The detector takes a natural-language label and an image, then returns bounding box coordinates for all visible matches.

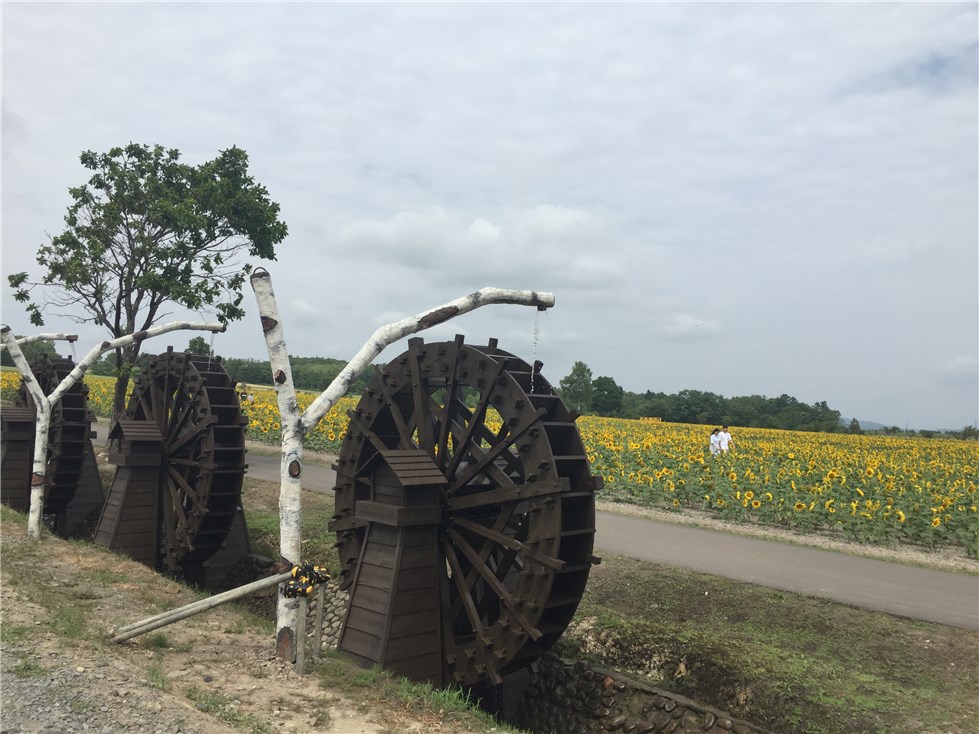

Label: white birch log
[248,270,304,649]
[248,271,555,659]
[0,326,52,538]
[302,287,554,428]
[1,321,226,539]
[0,333,78,351]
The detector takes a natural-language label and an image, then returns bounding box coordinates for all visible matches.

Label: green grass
[10,658,47,677]
[559,554,979,734]
[50,604,88,640]
[91,569,129,585]
[143,632,172,649]
[184,686,273,734]
[0,623,31,643]
[146,661,169,691]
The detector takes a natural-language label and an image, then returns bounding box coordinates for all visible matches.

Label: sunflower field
[581,417,978,556]
[2,370,976,556]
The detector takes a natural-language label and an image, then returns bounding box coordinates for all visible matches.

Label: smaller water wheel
[0,356,103,534]
[331,336,601,688]
[94,350,250,585]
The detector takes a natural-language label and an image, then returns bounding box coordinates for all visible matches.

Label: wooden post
[296,596,308,675]
[312,584,326,660]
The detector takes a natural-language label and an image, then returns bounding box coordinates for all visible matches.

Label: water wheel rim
[15,356,92,515]
[126,351,243,574]
[333,338,597,686]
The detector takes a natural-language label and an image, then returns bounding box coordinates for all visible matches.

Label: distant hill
[853,419,886,431]
[840,417,895,431]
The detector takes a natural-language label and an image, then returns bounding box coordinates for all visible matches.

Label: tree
[848,417,863,434]
[187,335,213,357]
[959,425,979,441]
[559,361,593,413]
[8,143,288,418]
[591,375,624,417]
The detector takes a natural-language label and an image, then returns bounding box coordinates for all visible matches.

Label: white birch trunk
[248,272,555,659]
[1,321,226,539]
[248,270,304,651]
[0,332,79,351]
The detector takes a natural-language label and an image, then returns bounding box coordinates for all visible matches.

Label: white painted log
[248,269,304,648]
[1,327,53,538]
[1,321,226,539]
[0,333,78,350]
[302,287,554,428]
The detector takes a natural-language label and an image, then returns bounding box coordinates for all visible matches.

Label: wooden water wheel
[0,356,103,534]
[95,350,249,584]
[331,336,600,687]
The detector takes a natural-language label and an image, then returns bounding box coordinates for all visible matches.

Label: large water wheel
[94,350,250,585]
[331,336,600,687]
[0,356,103,534]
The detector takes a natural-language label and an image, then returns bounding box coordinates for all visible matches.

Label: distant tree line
[559,360,843,432]
[220,356,373,394]
[5,345,974,439]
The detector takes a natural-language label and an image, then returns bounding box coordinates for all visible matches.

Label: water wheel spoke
[443,539,504,685]
[448,407,546,495]
[168,457,211,469]
[407,341,436,452]
[451,516,565,571]
[166,381,205,442]
[167,415,215,455]
[371,366,414,447]
[471,422,523,477]
[164,471,194,529]
[166,467,206,526]
[461,441,518,490]
[449,504,519,621]
[160,487,181,570]
[434,344,463,470]
[447,476,565,511]
[347,410,406,454]
[444,360,505,480]
[133,386,155,423]
[446,528,542,642]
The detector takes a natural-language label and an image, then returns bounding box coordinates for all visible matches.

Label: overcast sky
[2,2,977,430]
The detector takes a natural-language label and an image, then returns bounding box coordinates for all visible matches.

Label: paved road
[92,424,979,630]
[241,450,979,631]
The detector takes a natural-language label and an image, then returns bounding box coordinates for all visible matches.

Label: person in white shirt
[718,425,734,453]
[709,428,721,456]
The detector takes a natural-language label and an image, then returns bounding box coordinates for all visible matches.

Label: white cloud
[656,314,723,342]
[936,355,979,385]
[1,2,975,428]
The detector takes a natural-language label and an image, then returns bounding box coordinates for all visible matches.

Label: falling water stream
[530,308,544,394]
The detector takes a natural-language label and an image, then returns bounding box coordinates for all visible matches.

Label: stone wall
[514,656,768,734]
[307,582,348,653]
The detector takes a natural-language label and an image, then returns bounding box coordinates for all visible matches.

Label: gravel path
[0,639,233,734]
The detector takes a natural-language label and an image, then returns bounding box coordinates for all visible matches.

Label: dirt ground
[0,513,494,734]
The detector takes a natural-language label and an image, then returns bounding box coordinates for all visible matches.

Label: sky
[2,2,977,430]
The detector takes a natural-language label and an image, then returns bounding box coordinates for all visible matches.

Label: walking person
[709,428,721,457]
[718,425,734,453]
